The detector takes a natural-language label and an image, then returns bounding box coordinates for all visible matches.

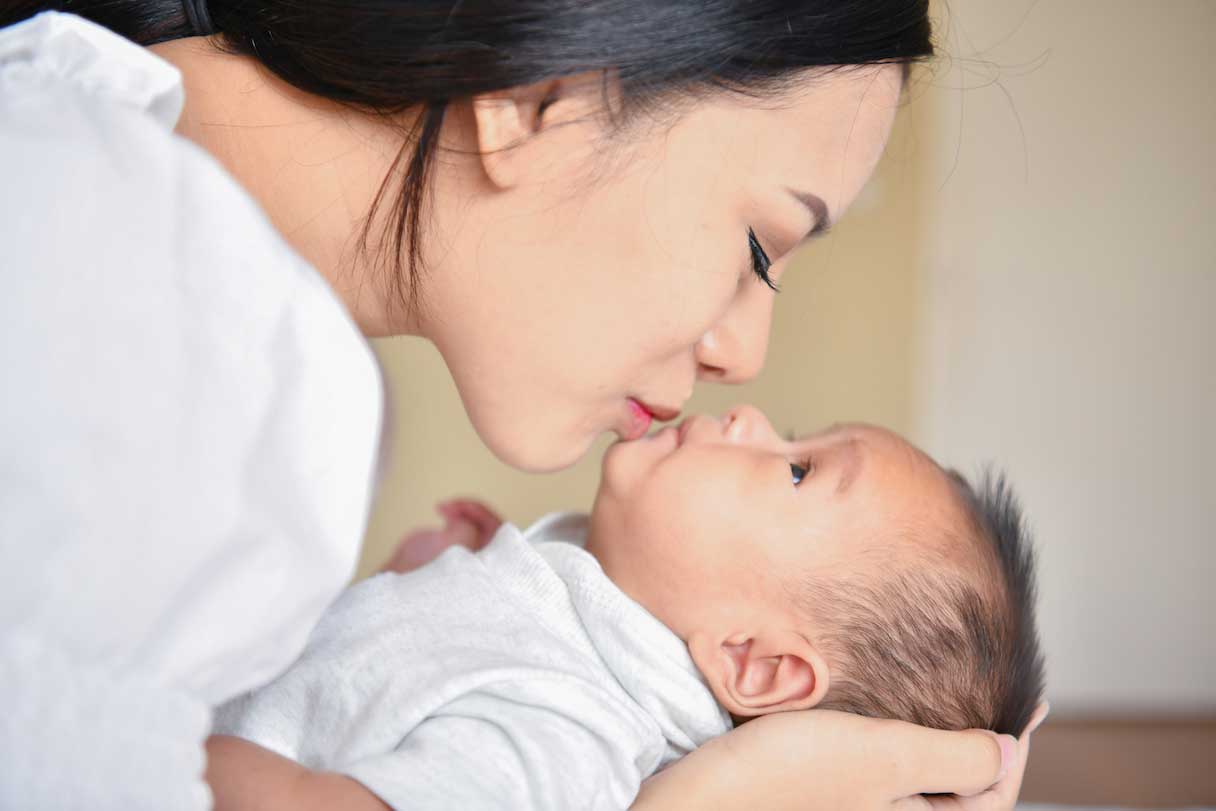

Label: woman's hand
[631,703,1048,811]
[380,499,503,574]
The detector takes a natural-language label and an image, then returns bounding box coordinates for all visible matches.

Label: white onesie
[213,513,732,810]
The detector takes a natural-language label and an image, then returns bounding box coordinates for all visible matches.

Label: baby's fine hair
[803,470,1045,736]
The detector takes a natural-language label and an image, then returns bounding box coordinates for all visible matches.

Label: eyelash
[748,227,779,292]
[791,457,814,485]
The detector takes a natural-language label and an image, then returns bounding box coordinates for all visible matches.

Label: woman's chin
[479,422,599,474]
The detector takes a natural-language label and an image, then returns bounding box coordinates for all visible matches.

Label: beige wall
[913,0,1216,714]
[360,0,1216,718]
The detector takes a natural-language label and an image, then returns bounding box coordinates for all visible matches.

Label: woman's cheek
[655,271,743,356]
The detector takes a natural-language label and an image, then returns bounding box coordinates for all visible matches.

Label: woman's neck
[148,36,420,337]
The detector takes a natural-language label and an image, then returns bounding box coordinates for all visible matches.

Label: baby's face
[587,405,964,638]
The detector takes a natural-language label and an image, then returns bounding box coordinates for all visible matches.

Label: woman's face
[422,65,903,472]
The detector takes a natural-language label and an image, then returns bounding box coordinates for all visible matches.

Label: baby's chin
[598,427,679,497]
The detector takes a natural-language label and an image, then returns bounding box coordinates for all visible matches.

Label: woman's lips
[623,399,653,441]
[621,398,682,441]
[638,402,681,423]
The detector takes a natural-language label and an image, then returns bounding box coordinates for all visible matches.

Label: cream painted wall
[914,0,1216,713]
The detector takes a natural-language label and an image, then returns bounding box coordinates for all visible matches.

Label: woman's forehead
[665,65,902,211]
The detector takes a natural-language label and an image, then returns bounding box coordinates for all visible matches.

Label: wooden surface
[1020,717,1216,808]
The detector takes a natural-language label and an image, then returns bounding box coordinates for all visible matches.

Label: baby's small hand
[380,499,503,573]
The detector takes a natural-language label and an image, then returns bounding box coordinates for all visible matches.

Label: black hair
[806,468,1045,736]
[5,1,934,313]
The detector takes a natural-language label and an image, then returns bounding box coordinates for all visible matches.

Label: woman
[0,1,1042,809]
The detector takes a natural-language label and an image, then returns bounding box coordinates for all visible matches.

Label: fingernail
[995,734,1018,782]
[1029,701,1051,734]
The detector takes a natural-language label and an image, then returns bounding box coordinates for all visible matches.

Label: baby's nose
[722,405,779,445]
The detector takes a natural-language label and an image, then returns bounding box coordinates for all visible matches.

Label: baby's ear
[688,630,830,717]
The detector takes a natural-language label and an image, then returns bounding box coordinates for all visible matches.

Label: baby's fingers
[437,499,503,539]
[382,519,483,573]
[381,529,450,573]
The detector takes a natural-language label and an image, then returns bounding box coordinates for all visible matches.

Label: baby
[209,406,1044,810]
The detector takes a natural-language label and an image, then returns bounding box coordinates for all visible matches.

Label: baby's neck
[580,513,687,639]
[581,519,610,572]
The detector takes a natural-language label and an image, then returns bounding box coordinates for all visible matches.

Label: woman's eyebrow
[784,188,833,241]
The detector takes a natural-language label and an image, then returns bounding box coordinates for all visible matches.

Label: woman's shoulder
[0,13,386,705]
[1,12,324,310]
[0,12,377,405]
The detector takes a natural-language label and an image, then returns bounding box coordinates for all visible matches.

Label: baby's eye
[791,459,814,485]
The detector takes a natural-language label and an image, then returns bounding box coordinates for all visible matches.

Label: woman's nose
[694,288,775,384]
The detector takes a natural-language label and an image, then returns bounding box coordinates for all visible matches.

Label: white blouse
[0,12,384,810]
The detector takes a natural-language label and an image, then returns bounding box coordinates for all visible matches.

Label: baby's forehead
[796,423,962,516]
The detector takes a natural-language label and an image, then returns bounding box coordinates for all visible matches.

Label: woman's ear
[470,88,540,189]
[688,630,831,717]
[469,71,611,189]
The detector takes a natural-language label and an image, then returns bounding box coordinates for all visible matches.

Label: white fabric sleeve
[0,633,212,811]
[343,682,649,811]
[0,12,384,810]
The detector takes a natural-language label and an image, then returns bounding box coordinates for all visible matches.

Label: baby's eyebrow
[834,438,865,495]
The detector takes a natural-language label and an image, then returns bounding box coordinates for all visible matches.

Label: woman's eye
[748,227,779,292]
[791,459,813,485]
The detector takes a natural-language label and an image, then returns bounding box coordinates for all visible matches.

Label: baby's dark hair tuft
[802,468,1045,735]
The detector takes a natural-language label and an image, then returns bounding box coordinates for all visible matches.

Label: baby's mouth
[676,417,695,447]
[675,414,725,447]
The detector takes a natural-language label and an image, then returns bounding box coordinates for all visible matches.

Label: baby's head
[586,405,1044,735]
